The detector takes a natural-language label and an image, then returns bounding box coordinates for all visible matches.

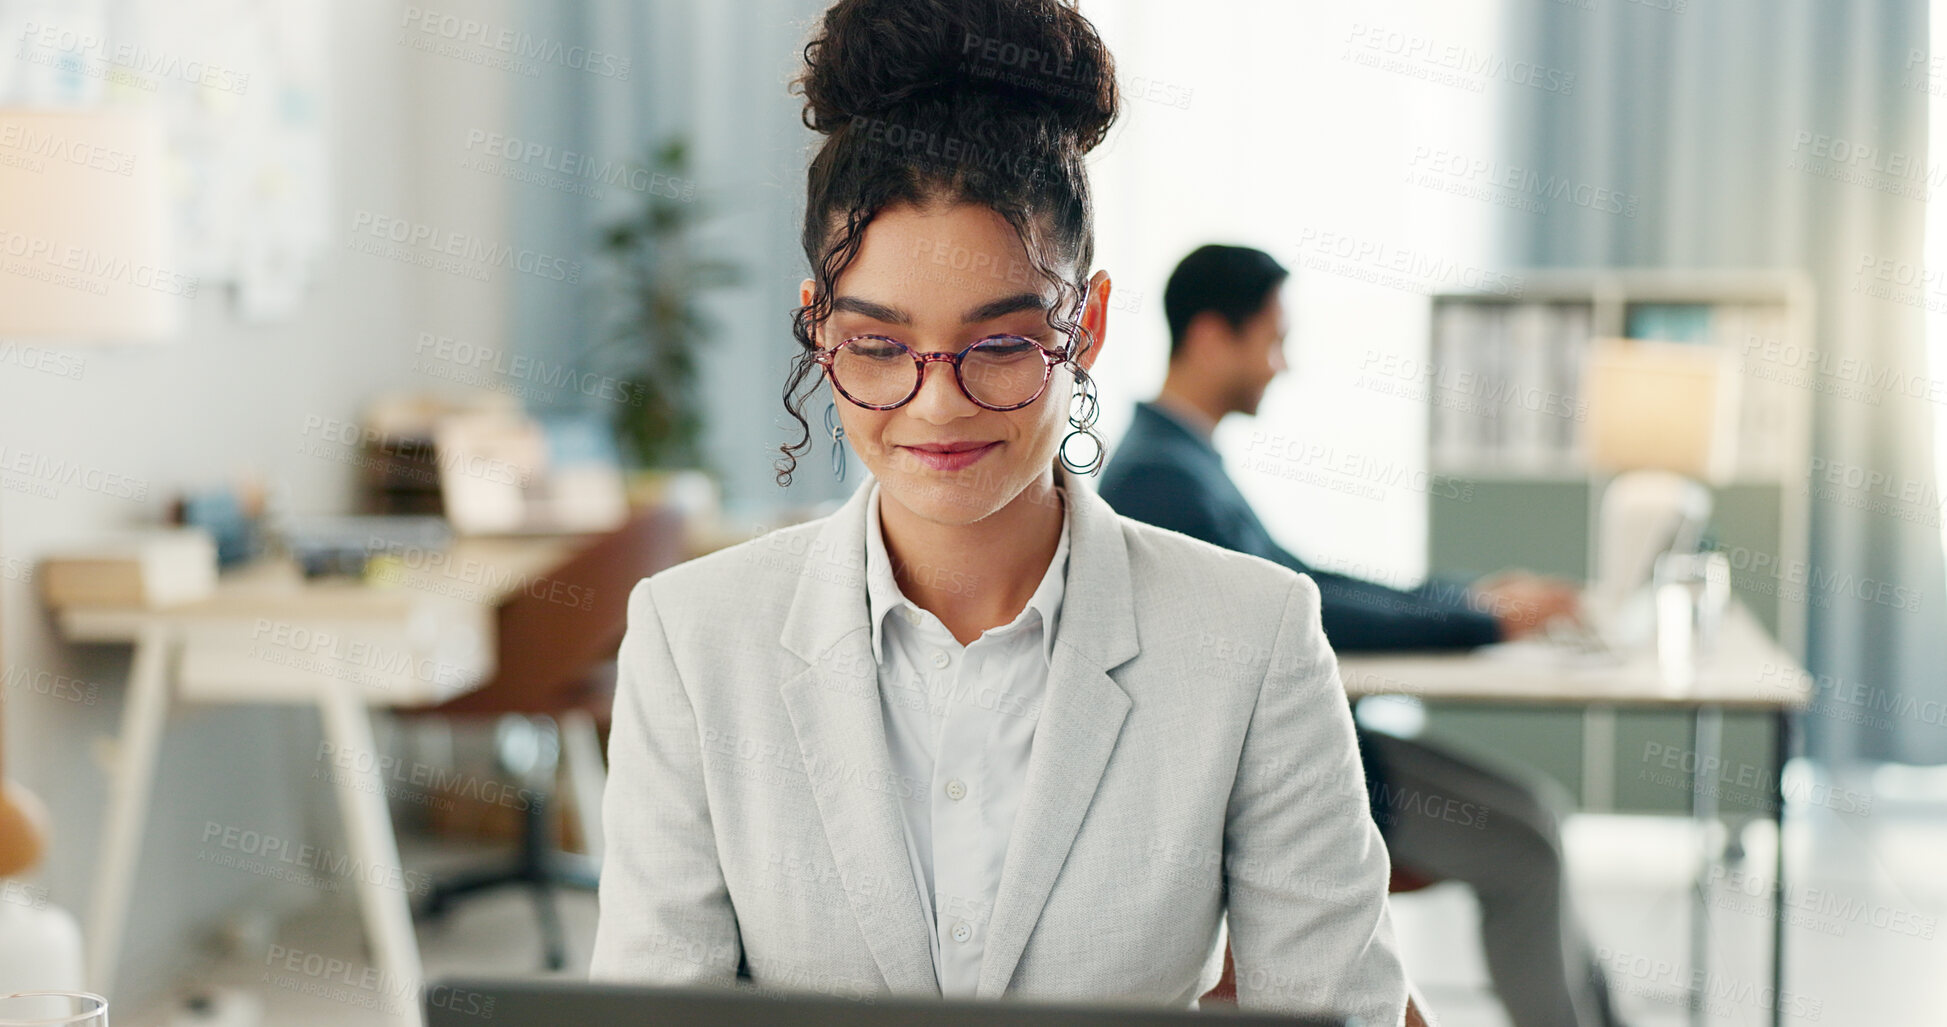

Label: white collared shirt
[864,480,1070,997]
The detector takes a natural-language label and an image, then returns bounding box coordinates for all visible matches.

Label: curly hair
[776,0,1121,485]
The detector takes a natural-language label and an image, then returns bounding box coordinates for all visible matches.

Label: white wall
[0,0,513,1005]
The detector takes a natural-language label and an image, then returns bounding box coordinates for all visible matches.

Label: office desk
[1339,603,1811,1027]
[55,535,580,1027]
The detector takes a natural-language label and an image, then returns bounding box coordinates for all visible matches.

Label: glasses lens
[831,338,918,406]
[961,336,1052,408]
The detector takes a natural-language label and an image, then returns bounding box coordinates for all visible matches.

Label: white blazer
[590,466,1409,1025]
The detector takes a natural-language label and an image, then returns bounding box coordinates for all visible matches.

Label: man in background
[1098,244,1627,1027]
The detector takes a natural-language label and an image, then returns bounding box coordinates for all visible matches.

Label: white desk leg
[316,685,423,1027]
[559,710,606,868]
[1687,706,1724,1027]
[87,624,175,995]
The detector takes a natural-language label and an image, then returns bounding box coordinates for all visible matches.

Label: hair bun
[797,0,1118,155]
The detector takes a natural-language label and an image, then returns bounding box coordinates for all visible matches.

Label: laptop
[423,977,1359,1026]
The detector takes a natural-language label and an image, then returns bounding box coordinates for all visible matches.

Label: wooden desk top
[55,536,576,629]
[48,507,698,711]
[1338,603,1812,711]
[50,535,584,707]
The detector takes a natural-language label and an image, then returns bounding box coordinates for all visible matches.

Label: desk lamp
[1582,337,1741,647]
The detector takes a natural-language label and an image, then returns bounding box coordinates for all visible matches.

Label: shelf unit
[1427,269,1816,657]
[1419,270,1816,812]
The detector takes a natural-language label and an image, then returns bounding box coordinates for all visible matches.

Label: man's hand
[1471,571,1581,640]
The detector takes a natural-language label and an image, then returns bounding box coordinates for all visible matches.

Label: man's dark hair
[1163,244,1289,358]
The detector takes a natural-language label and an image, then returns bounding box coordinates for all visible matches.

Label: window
[1087,0,1502,584]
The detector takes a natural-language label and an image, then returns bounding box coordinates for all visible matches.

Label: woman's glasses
[815,334,1067,411]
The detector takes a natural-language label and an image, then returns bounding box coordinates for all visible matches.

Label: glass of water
[1653,551,1732,688]
[0,992,109,1025]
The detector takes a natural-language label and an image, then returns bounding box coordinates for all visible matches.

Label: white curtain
[509,0,842,514]
[1497,0,1947,765]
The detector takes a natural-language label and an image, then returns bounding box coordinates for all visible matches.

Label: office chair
[414,676,612,970]
[404,506,688,970]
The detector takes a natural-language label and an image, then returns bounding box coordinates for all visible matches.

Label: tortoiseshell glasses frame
[813,331,1075,412]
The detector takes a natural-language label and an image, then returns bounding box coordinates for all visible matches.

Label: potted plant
[593,137,742,481]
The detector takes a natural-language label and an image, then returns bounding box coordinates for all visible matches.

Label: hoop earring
[1057,370,1104,476]
[824,401,849,482]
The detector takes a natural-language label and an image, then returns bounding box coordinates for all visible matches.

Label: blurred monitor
[423,978,1358,1026]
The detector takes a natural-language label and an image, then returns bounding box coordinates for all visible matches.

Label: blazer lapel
[976,473,1140,997]
[774,469,1145,999]
[777,474,942,994]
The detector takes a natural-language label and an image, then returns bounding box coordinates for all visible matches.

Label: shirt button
[931,650,951,669]
[902,608,922,626]
[945,778,967,801]
[951,921,972,943]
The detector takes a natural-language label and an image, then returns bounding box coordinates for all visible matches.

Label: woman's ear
[799,277,820,346]
[1076,269,1111,371]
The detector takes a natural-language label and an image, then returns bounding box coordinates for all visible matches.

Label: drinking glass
[1653,551,1731,688]
[0,992,108,1026]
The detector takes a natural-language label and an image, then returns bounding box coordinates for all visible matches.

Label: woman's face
[800,200,1109,527]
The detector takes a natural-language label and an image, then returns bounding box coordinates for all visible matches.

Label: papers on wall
[0,0,331,323]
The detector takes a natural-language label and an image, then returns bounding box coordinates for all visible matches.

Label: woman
[589,1,1412,1021]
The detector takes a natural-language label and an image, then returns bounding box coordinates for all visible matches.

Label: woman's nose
[908,357,977,418]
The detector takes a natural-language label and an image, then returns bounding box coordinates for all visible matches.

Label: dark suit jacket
[1097,400,1503,834]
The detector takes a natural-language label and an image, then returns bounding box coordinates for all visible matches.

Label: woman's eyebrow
[830,292,1050,326]
[831,295,909,324]
[961,292,1048,323]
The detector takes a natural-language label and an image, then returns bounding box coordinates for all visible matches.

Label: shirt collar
[865,481,1070,667]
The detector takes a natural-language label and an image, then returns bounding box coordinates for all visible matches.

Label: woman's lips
[899,441,999,472]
